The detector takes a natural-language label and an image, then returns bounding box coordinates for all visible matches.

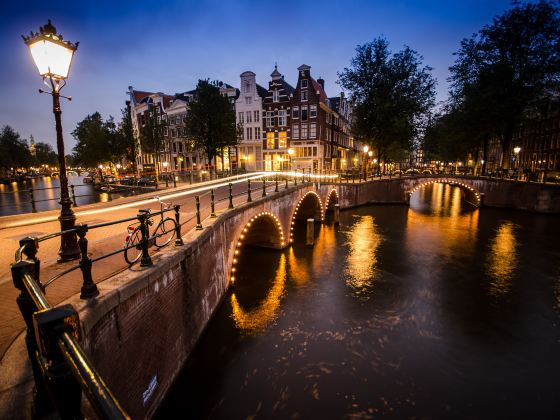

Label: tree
[72,112,124,169]
[184,79,238,173]
[34,141,58,165]
[338,37,436,170]
[119,103,137,174]
[449,0,560,169]
[0,125,32,174]
[139,102,167,181]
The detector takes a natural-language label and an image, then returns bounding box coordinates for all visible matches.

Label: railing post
[275,175,279,192]
[29,188,37,213]
[228,183,234,209]
[33,305,83,419]
[20,237,41,288]
[247,179,252,202]
[262,178,267,197]
[195,196,203,230]
[70,184,78,207]
[138,210,153,266]
[174,205,183,245]
[76,224,98,299]
[11,259,54,417]
[210,189,217,218]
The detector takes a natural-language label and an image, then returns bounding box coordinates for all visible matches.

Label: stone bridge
[6,176,559,418]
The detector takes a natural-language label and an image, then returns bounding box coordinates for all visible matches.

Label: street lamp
[23,20,80,261]
[362,145,369,180]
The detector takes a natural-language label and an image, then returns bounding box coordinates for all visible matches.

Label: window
[255,127,261,140]
[164,127,168,136]
[245,96,252,105]
[301,124,308,139]
[171,128,176,138]
[310,123,317,138]
[292,106,299,119]
[301,79,308,88]
[245,82,250,93]
[267,132,275,149]
[278,110,287,126]
[310,105,317,118]
[246,127,252,140]
[293,124,299,139]
[176,116,181,124]
[279,131,287,148]
[301,106,308,121]
[266,111,274,127]
[179,142,183,153]
[301,91,308,101]
[273,90,279,102]
[254,110,260,122]
[238,112,244,123]
[246,111,252,123]
[172,142,177,153]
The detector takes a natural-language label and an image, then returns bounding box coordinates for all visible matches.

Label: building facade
[235,71,267,171]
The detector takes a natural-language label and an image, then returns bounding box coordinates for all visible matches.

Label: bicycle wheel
[124,228,143,264]
[154,217,177,248]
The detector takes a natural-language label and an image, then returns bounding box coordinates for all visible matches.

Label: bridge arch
[324,189,339,213]
[230,211,286,284]
[289,191,324,243]
[407,178,481,206]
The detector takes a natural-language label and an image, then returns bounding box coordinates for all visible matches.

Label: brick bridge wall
[69,177,559,417]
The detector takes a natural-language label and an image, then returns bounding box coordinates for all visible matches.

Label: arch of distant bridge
[406,178,482,206]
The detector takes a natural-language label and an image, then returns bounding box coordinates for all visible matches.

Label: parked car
[137,176,156,186]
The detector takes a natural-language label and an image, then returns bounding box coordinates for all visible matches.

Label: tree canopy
[0,125,32,172]
[184,79,238,169]
[72,112,124,168]
[448,0,560,169]
[338,37,436,164]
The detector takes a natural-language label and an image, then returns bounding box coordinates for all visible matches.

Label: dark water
[157,183,560,419]
[0,176,132,216]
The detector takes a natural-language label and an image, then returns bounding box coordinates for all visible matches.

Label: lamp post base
[57,202,80,262]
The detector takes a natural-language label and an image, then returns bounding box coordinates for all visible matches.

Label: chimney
[317,78,325,90]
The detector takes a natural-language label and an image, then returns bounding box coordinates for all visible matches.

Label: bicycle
[124,197,178,264]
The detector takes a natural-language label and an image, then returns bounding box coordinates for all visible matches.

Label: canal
[156,183,560,419]
[0,176,133,216]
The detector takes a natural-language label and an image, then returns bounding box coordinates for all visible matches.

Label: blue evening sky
[1,0,513,149]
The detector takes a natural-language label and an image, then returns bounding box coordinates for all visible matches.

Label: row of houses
[127,64,362,174]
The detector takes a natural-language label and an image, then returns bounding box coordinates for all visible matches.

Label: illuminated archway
[408,179,481,206]
[324,189,339,213]
[230,211,285,284]
[289,191,323,243]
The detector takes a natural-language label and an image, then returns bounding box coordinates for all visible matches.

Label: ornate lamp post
[23,20,80,261]
[362,145,369,180]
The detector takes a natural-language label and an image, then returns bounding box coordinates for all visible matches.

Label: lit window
[279,131,287,148]
[267,132,275,149]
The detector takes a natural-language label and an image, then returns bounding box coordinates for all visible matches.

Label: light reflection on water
[157,183,560,420]
[345,215,382,300]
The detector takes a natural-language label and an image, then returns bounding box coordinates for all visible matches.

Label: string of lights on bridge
[408,179,481,204]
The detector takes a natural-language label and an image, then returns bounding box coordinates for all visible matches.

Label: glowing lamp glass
[28,37,75,80]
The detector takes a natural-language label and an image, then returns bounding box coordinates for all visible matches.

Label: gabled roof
[281,79,296,95]
[132,90,154,105]
[256,83,268,99]
[311,78,328,104]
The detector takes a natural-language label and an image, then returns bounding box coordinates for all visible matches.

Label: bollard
[70,185,78,207]
[173,172,177,188]
[334,204,340,226]
[76,224,98,299]
[262,178,267,197]
[247,179,252,202]
[210,189,217,217]
[138,210,153,266]
[228,183,234,209]
[165,176,169,188]
[306,218,315,246]
[275,175,279,192]
[195,196,203,230]
[174,205,184,245]
[352,173,355,183]
[29,188,37,213]
[285,176,288,189]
